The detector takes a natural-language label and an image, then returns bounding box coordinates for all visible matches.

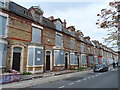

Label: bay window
[81,54,87,65]
[54,50,64,65]
[70,53,78,65]
[0,40,7,68]
[28,46,43,66]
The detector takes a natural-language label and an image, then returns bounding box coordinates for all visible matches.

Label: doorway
[65,53,68,69]
[12,47,22,71]
[46,51,51,70]
[77,55,79,69]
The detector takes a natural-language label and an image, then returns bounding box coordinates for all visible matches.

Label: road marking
[96,75,98,76]
[83,78,87,80]
[66,75,71,77]
[58,86,65,88]
[69,83,74,85]
[88,77,91,79]
[76,80,81,82]
[92,76,94,78]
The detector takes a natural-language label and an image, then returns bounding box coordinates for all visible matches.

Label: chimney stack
[63,19,66,28]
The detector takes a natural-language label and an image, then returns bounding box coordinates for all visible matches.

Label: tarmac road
[29,67,119,88]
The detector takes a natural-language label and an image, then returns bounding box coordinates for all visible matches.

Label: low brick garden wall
[0,73,21,84]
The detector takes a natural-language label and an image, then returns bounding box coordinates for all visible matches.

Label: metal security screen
[32,27,42,43]
[56,34,63,47]
[81,54,87,65]
[28,47,43,66]
[28,48,34,66]
[0,43,7,68]
[35,48,43,65]
[54,50,64,65]
[70,53,78,65]
[0,16,7,36]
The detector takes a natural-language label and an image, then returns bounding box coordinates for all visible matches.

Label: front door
[65,53,68,69]
[77,55,79,69]
[46,51,50,70]
[12,47,22,71]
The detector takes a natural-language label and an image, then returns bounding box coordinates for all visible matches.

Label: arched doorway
[46,51,51,70]
[65,53,68,69]
[12,47,22,71]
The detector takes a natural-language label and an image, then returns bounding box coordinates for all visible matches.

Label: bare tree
[96,0,120,47]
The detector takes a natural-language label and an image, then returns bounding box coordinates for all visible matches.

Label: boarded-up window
[81,54,87,65]
[81,44,84,53]
[88,56,94,64]
[35,48,43,65]
[56,34,63,47]
[71,40,75,49]
[70,53,78,65]
[88,46,90,53]
[32,27,42,43]
[54,50,64,65]
[55,21,62,31]
[28,48,34,66]
[0,16,7,36]
[0,1,5,8]
[0,43,7,68]
[94,56,98,64]
[70,30,75,36]
[28,47,43,66]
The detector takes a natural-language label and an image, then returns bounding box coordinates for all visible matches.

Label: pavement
[1,66,114,88]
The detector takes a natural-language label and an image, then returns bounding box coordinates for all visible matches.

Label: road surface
[27,67,119,88]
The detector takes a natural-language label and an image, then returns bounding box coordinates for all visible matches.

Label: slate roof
[5,1,93,44]
[8,1,33,20]
[42,17,56,30]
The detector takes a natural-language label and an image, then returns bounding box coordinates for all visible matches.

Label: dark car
[93,64,108,72]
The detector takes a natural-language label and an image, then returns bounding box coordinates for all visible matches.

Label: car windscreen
[95,64,103,68]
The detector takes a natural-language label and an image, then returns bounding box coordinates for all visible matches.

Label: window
[71,40,75,49]
[34,12,41,21]
[0,15,7,37]
[81,54,87,65]
[54,50,64,65]
[56,34,63,47]
[55,21,62,31]
[28,47,43,66]
[81,43,84,53]
[88,56,94,64]
[80,36,83,41]
[32,27,42,43]
[70,53,78,65]
[88,46,90,53]
[0,1,5,8]
[70,30,75,36]
[0,42,7,68]
[94,56,98,64]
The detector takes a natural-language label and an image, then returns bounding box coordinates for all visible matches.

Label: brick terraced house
[0,1,118,74]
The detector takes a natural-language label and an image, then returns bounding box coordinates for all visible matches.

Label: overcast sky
[11,0,115,47]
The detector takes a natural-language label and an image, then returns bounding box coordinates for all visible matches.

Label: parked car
[93,64,108,72]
